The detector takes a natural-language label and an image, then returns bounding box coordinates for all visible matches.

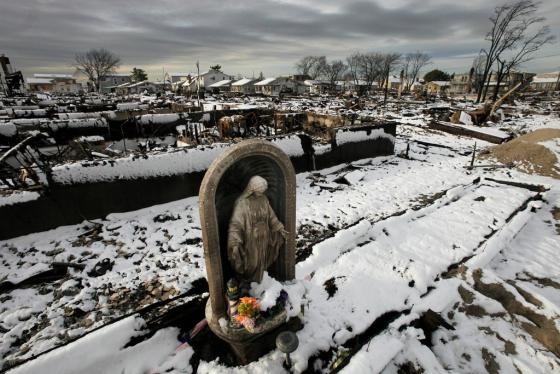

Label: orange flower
[237,297,260,318]
[239,297,259,308]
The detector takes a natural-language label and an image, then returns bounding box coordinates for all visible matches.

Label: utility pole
[196,60,201,108]
[0,73,5,96]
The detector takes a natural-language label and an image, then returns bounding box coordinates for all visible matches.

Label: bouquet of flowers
[235,297,260,332]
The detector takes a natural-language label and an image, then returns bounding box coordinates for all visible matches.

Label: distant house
[254,77,294,96]
[26,78,53,93]
[26,73,82,94]
[290,74,311,81]
[304,80,330,94]
[387,75,401,90]
[448,71,533,96]
[231,78,257,94]
[182,69,233,93]
[530,72,559,91]
[169,73,193,91]
[126,80,158,94]
[113,82,133,96]
[410,80,424,93]
[289,75,312,95]
[112,80,159,95]
[153,80,172,92]
[426,81,450,95]
[449,73,472,95]
[208,79,232,93]
[486,80,509,95]
[99,73,132,93]
[341,80,378,94]
[169,72,192,84]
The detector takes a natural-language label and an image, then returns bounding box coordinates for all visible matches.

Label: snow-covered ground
[1,112,560,373]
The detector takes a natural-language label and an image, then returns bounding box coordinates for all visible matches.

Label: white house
[304,80,329,94]
[338,80,377,94]
[113,82,133,96]
[231,78,257,94]
[208,79,232,93]
[169,72,192,84]
[112,80,159,95]
[126,81,159,94]
[27,74,82,94]
[426,81,451,95]
[530,72,559,91]
[387,75,401,90]
[99,73,132,93]
[182,69,233,93]
[254,77,294,96]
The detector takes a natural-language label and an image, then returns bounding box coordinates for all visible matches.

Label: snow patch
[0,191,41,208]
[9,316,189,374]
[138,113,181,125]
[51,143,231,184]
[0,123,17,137]
[270,135,305,157]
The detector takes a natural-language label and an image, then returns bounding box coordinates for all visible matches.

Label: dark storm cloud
[0,0,557,76]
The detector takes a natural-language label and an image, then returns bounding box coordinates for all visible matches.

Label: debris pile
[482,128,560,178]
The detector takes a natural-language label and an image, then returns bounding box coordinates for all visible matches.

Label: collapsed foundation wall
[0,123,395,240]
[315,123,397,169]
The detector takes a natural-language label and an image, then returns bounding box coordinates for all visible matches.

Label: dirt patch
[443,264,468,280]
[323,276,346,299]
[553,207,560,235]
[410,309,454,347]
[552,207,560,221]
[504,340,517,355]
[482,347,500,374]
[460,304,488,318]
[518,271,560,290]
[472,269,560,358]
[397,361,425,374]
[479,326,517,355]
[481,128,560,179]
[506,280,544,308]
[458,285,475,304]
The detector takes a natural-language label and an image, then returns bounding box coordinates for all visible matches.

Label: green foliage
[131,67,148,82]
[210,64,222,72]
[423,69,451,82]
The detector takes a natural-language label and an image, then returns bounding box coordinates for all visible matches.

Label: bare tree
[360,52,384,94]
[346,52,363,88]
[75,48,121,92]
[324,60,346,92]
[310,56,327,80]
[477,0,542,103]
[295,56,315,76]
[471,52,487,95]
[295,56,327,79]
[402,51,431,91]
[491,24,554,100]
[381,53,401,104]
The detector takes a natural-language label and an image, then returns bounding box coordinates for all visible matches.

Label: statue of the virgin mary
[227,176,287,284]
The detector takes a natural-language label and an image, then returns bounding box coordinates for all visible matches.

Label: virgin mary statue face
[247,176,268,196]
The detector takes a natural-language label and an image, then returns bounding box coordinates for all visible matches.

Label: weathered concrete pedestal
[206,302,300,364]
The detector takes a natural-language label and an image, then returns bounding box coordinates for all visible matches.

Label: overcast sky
[1,0,558,80]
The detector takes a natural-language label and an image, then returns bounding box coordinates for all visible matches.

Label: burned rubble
[1,84,560,373]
